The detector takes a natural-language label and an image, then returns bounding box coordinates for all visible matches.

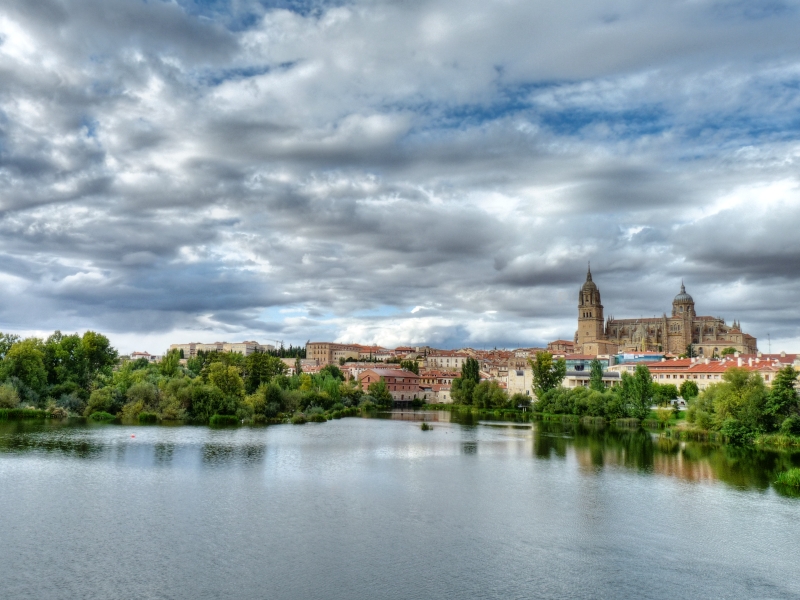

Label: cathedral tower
[576,265,605,347]
[669,282,695,353]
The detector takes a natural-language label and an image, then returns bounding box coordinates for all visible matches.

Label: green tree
[0,333,20,360]
[244,353,288,392]
[42,331,85,387]
[319,364,345,381]
[81,331,118,382]
[685,344,695,358]
[0,383,19,408]
[720,347,737,357]
[451,377,476,405]
[84,387,114,417]
[208,363,245,398]
[368,377,393,408]
[529,352,566,398]
[652,383,679,406]
[2,338,47,393]
[679,380,699,399]
[188,383,229,420]
[160,349,181,377]
[400,360,419,375]
[620,364,654,421]
[764,365,799,426]
[461,357,480,384]
[472,380,508,409]
[589,359,605,392]
[711,367,768,431]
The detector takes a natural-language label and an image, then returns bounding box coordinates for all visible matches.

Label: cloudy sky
[1,0,800,354]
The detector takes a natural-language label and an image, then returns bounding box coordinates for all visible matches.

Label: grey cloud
[0,0,799,350]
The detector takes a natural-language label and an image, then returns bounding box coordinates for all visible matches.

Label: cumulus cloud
[1,0,800,352]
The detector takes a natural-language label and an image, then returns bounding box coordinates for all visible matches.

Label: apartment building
[169,340,274,358]
[306,342,361,365]
[358,368,420,403]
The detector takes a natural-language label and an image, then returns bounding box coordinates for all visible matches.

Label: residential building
[357,368,420,404]
[169,341,273,358]
[306,342,360,365]
[426,351,469,370]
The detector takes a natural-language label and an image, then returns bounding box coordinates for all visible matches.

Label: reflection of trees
[154,443,174,464]
[0,421,105,459]
[201,443,266,466]
[531,420,800,493]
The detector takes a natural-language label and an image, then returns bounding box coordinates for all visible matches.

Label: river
[1,413,799,599]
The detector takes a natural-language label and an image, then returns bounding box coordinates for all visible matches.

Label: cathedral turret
[672,281,695,318]
[576,264,605,347]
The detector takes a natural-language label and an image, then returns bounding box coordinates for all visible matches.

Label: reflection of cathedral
[575,266,757,356]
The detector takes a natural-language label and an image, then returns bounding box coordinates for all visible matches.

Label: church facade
[574,267,757,356]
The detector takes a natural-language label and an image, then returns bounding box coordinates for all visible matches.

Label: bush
[308,413,327,422]
[0,408,47,420]
[47,406,69,419]
[695,410,714,430]
[780,415,800,436]
[420,422,432,431]
[57,392,86,415]
[775,468,800,488]
[138,412,159,424]
[89,411,116,422]
[720,418,755,445]
[209,414,239,426]
[0,384,20,408]
[291,413,307,425]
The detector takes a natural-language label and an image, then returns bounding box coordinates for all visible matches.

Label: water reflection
[530,420,800,495]
[2,417,800,496]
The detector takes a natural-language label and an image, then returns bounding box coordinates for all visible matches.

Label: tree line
[0,332,391,424]
[522,351,800,444]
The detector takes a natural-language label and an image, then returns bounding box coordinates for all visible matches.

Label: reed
[775,468,800,488]
[209,414,238,426]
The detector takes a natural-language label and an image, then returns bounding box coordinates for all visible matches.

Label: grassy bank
[0,408,56,420]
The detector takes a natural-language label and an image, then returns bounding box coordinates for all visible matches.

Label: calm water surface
[1,413,799,599]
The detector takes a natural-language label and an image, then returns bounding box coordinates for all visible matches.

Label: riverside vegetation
[2,333,799,463]
[0,331,396,425]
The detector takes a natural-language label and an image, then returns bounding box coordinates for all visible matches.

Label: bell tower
[576,264,605,348]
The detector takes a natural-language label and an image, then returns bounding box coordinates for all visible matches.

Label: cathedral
[574,266,758,356]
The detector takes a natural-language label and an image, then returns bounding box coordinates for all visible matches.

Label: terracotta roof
[358,368,419,378]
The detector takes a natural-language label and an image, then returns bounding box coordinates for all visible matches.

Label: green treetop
[529,351,566,398]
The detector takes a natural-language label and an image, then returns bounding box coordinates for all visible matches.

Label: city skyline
[2,1,800,354]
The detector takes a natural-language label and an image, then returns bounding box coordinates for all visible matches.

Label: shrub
[291,413,307,425]
[775,468,800,488]
[695,410,714,430]
[48,406,69,419]
[209,414,239,426]
[0,384,20,408]
[138,412,159,424]
[0,408,47,420]
[57,392,86,415]
[89,411,116,422]
[720,418,755,445]
[308,413,327,423]
[420,422,431,431]
[780,415,800,436]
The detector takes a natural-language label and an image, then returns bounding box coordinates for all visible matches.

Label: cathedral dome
[674,282,693,304]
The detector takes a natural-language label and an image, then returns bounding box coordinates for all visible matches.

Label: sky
[1,0,800,354]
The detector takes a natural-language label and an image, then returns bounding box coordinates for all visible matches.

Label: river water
[1,413,799,599]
